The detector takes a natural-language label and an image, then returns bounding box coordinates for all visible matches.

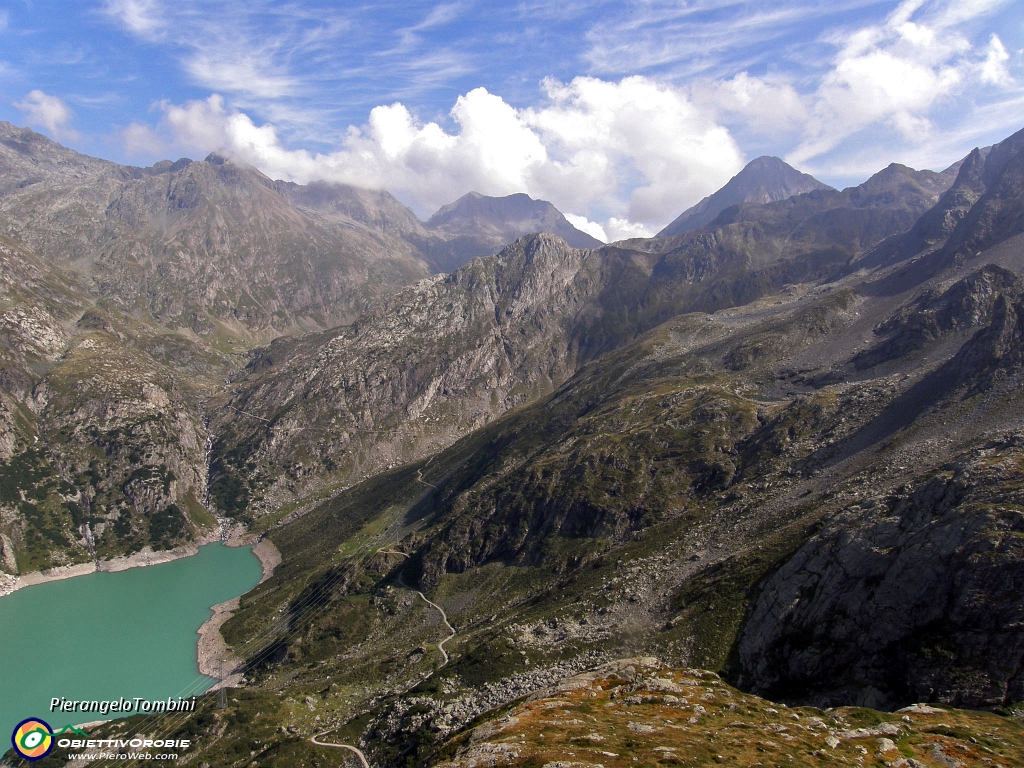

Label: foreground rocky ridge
[31,657,1022,767]
[438,658,1024,768]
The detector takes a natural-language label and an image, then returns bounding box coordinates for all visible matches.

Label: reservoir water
[0,543,262,736]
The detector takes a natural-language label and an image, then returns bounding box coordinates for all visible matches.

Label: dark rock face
[942,128,1024,264]
[853,264,1021,370]
[737,440,1024,710]
[658,156,832,237]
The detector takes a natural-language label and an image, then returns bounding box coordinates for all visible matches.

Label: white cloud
[103,0,164,40]
[121,122,167,157]
[103,1,353,112]
[690,72,808,136]
[14,90,78,140]
[184,52,300,100]
[564,213,608,242]
[524,76,744,225]
[606,217,654,242]
[980,34,1012,84]
[151,77,744,234]
[787,0,1018,166]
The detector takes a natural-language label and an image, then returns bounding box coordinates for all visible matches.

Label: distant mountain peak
[415,191,602,272]
[657,156,833,237]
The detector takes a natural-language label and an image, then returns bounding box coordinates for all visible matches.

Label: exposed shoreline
[196,537,281,688]
[0,527,222,598]
[0,517,282,599]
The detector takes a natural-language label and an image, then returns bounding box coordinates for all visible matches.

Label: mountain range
[3,120,1024,767]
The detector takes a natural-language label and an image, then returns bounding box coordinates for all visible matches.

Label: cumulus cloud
[148,77,744,234]
[14,90,78,140]
[524,76,743,226]
[564,213,608,242]
[690,72,808,136]
[788,0,1016,166]
[606,217,654,241]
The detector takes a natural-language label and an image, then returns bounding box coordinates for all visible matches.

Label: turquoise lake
[0,543,262,736]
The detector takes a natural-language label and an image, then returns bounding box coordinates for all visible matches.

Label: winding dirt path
[311,550,456,764]
[310,733,371,767]
[380,550,454,666]
[403,577,455,666]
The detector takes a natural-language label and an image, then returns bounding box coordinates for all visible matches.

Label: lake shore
[0,519,281,599]
[0,520,282,689]
[0,529,220,598]
[197,537,281,687]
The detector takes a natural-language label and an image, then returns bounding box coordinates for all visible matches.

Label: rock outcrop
[738,438,1024,710]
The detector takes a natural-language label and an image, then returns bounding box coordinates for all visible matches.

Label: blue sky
[1,0,1022,239]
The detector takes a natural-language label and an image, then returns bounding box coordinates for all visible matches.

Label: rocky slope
[209,158,960,519]
[0,236,224,575]
[0,123,434,338]
[437,659,1024,768]
[657,155,833,237]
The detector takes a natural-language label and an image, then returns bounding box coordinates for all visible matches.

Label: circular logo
[11,718,54,761]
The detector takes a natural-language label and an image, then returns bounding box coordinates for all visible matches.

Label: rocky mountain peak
[657,155,832,237]
[425,191,602,250]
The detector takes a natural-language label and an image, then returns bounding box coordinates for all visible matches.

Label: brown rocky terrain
[438,658,1024,768]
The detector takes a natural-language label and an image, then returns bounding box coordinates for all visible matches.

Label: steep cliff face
[940,129,1024,265]
[209,234,600,518]
[0,239,221,573]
